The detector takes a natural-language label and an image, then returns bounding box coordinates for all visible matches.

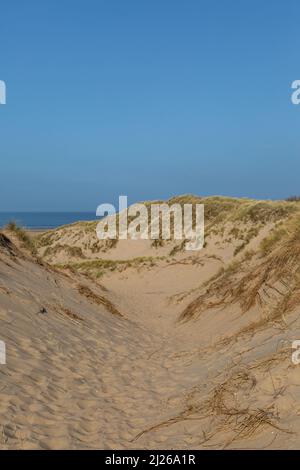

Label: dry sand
[1,197,300,449]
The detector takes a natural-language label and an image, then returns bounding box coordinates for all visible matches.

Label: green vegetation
[5,221,37,255]
[43,244,85,259]
[231,201,296,224]
[56,256,165,278]
[233,226,261,256]
[180,208,300,323]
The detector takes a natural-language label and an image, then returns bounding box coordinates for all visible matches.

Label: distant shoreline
[25,229,51,236]
[0,212,96,231]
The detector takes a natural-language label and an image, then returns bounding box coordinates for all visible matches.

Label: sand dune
[1,196,300,449]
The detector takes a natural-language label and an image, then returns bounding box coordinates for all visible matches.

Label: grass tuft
[5,221,37,255]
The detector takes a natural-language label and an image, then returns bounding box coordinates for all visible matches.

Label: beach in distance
[0,212,96,230]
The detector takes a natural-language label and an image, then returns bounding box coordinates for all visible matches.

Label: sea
[0,212,97,230]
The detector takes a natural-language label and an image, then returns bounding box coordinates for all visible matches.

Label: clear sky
[0,0,299,211]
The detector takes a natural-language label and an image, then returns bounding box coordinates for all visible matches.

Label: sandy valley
[1,196,300,449]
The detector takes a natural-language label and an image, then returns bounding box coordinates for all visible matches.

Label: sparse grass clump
[232,201,295,224]
[5,221,37,255]
[233,226,261,256]
[54,305,84,323]
[134,369,290,446]
[56,256,164,278]
[43,244,85,259]
[180,211,300,324]
[260,226,287,256]
[77,284,123,316]
[0,232,16,256]
[233,243,247,256]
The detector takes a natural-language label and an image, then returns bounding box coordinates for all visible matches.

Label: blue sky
[0,0,299,210]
